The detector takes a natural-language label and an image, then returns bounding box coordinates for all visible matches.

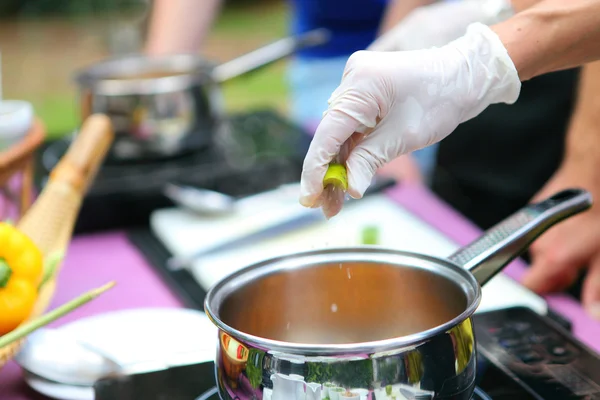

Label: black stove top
[35,109,311,233]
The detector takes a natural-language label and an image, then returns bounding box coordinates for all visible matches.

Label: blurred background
[0,0,290,139]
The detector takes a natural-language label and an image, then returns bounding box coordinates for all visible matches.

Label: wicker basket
[0,119,45,221]
[0,114,114,368]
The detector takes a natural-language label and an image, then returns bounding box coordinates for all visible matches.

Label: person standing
[144,0,475,182]
[300,0,600,318]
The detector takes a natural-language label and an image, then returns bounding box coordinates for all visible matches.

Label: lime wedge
[323,163,348,190]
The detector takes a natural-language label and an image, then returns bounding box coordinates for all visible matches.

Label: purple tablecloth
[1,183,599,399]
[0,232,183,399]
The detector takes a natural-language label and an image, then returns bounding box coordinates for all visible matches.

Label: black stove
[34,109,311,233]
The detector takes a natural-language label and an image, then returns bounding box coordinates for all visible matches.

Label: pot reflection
[214,316,476,399]
[219,332,249,389]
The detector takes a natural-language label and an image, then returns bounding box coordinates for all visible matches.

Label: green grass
[212,1,288,37]
[191,0,291,116]
[221,62,289,114]
[34,95,80,139]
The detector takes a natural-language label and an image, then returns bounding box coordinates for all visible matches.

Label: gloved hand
[299,23,522,213]
[369,0,514,52]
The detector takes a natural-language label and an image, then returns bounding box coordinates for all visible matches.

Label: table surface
[2,183,599,400]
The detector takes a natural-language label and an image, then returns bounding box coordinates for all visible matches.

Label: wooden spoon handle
[50,114,114,194]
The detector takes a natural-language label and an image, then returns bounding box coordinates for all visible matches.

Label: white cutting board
[150,194,547,315]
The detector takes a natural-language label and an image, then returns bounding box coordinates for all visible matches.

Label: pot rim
[204,246,482,356]
[74,53,217,96]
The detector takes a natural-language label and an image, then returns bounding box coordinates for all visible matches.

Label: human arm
[494,0,600,81]
[520,61,600,318]
[145,0,223,55]
[369,1,435,184]
[369,0,544,52]
[299,0,600,217]
[380,0,542,35]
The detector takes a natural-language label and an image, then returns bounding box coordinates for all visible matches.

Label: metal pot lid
[204,246,481,356]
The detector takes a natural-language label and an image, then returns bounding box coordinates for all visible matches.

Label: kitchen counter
[1,183,599,399]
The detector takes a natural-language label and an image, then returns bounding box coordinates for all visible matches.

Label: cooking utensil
[74,29,330,162]
[162,182,301,216]
[204,188,592,399]
[166,176,397,271]
[17,114,114,255]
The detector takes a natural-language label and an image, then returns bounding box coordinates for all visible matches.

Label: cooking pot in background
[74,29,330,163]
[205,189,592,400]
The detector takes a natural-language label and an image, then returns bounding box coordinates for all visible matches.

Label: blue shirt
[289,0,389,59]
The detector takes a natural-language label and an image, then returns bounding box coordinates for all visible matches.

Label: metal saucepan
[74,29,330,163]
[204,188,592,400]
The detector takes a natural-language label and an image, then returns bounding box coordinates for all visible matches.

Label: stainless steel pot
[204,188,592,400]
[74,29,329,162]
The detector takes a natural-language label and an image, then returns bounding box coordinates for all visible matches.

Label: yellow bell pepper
[0,222,43,335]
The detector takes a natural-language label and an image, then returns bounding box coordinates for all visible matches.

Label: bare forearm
[145,0,223,55]
[563,62,600,170]
[492,0,600,81]
[379,0,539,35]
[510,0,542,12]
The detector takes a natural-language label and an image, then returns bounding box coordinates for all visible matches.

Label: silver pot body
[76,54,222,162]
[74,29,330,163]
[204,189,593,400]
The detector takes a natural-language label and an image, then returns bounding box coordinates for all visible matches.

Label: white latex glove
[369,0,514,52]
[299,23,521,212]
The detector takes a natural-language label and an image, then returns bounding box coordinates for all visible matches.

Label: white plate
[22,307,217,399]
[24,370,94,400]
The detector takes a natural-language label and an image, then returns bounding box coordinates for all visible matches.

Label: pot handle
[448,188,593,286]
[211,28,330,83]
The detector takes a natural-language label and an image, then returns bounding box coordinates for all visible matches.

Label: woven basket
[0,114,114,368]
[0,119,45,221]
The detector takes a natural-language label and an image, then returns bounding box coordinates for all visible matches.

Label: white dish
[20,307,217,399]
[24,370,93,400]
